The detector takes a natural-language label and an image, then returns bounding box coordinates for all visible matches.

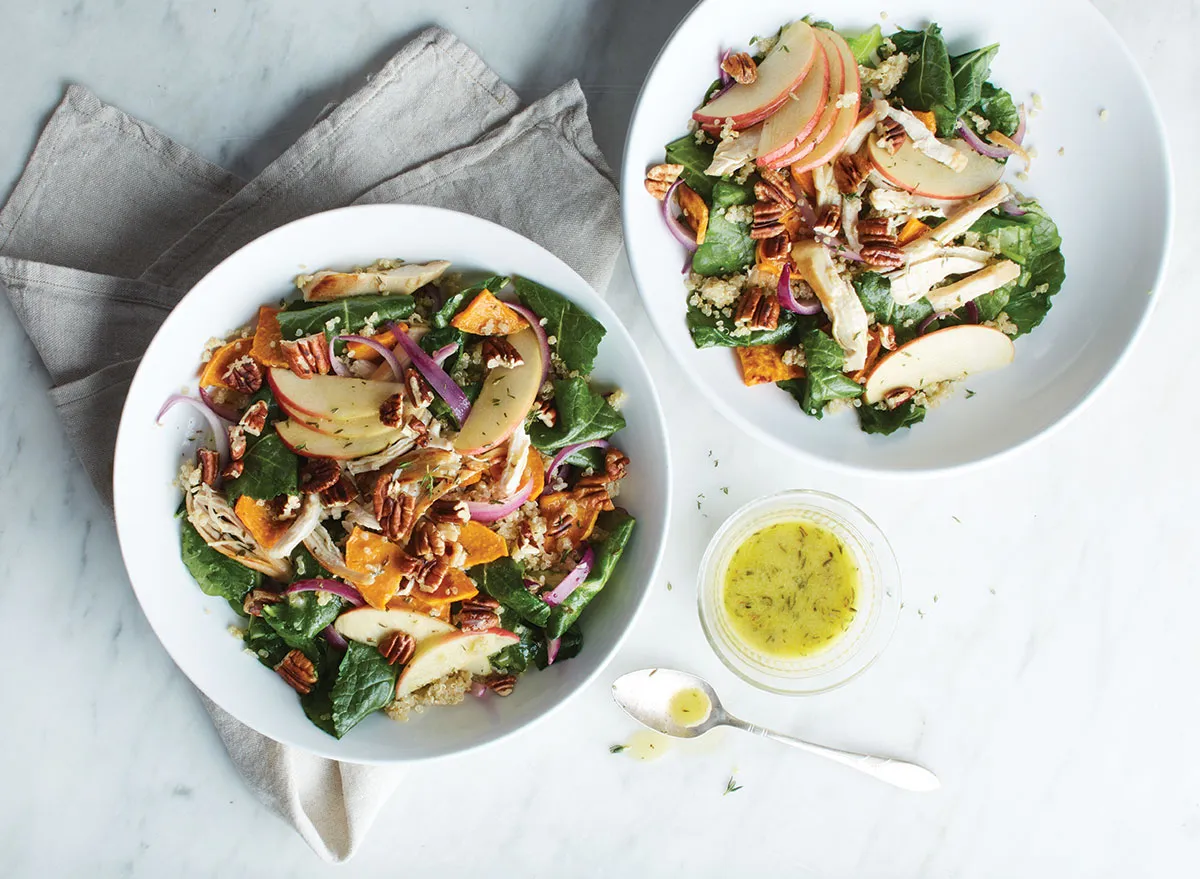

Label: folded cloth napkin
[0,27,622,862]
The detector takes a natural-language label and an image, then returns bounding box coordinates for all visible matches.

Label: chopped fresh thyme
[724,776,743,795]
[609,744,627,754]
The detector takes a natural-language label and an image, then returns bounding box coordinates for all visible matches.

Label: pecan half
[733,287,780,331]
[275,649,317,695]
[484,673,516,697]
[197,448,219,486]
[281,334,331,379]
[878,324,898,351]
[883,386,917,409]
[408,520,447,559]
[644,163,684,200]
[428,499,470,524]
[379,393,404,428]
[243,587,283,618]
[414,556,450,593]
[856,216,896,245]
[532,399,558,428]
[462,595,500,611]
[378,631,416,667]
[750,221,788,240]
[222,356,262,393]
[373,473,417,543]
[757,167,796,204]
[860,242,905,269]
[753,202,785,224]
[833,152,868,194]
[754,179,793,207]
[813,202,842,238]
[320,474,357,506]
[757,235,790,262]
[222,460,245,480]
[574,483,615,512]
[481,337,524,370]
[299,457,341,494]
[404,367,434,409]
[721,51,758,84]
[228,426,247,461]
[239,399,269,437]
[877,117,906,154]
[603,447,629,481]
[454,606,501,632]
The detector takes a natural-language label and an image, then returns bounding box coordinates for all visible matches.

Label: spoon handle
[724,717,940,792]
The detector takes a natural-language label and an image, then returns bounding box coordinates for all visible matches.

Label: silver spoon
[611,668,940,792]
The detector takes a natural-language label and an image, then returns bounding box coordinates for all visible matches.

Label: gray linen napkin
[0,27,621,862]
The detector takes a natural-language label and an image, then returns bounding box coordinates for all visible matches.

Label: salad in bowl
[160,259,635,740]
[646,17,1064,435]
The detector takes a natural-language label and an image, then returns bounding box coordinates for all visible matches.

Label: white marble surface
[0,0,1196,875]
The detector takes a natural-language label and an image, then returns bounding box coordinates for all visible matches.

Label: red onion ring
[965,301,979,324]
[505,302,551,386]
[285,578,366,607]
[391,323,472,426]
[661,180,699,253]
[543,548,595,607]
[198,386,240,422]
[545,439,611,484]
[546,637,562,665]
[1000,200,1028,217]
[818,234,865,262]
[957,120,1012,159]
[332,334,403,380]
[776,263,822,315]
[329,346,352,377]
[465,478,534,524]
[1013,104,1027,145]
[794,195,818,229]
[682,251,694,275]
[157,393,230,465]
[918,311,957,335]
[469,680,488,698]
[322,626,349,650]
[431,343,459,367]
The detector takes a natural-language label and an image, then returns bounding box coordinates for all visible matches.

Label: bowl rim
[112,203,673,763]
[620,0,1175,478]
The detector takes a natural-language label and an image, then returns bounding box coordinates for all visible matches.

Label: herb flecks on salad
[160,261,635,738]
[646,18,1064,435]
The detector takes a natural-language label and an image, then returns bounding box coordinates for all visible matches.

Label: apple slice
[268,369,405,421]
[694,21,819,131]
[276,418,402,459]
[452,327,544,454]
[334,606,456,646]
[395,628,519,698]
[785,30,862,174]
[863,325,1015,405]
[759,28,845,169]
[868,137,1006,200]
[287,411,396,439]
[756,40,831,166]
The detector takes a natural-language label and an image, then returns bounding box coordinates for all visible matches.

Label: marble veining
[0,0,1197,877]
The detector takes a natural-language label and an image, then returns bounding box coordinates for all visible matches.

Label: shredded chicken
[303,524,372,585]
[791,240,870,372]
[498,425,532,498]
[298,260,450,302]
[883,106,968,172]
[926,260,1021,311]
[904,184,1011,261]
[886,247,994,304]
[265,494,324,559]
[706,125,762,177]
[182,466,290,579]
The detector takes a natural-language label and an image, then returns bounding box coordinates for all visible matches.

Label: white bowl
[623,0,1172,474]
[112,205,671,763]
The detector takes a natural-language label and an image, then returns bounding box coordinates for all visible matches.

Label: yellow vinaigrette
[667,687,712,728]
[721,520,858,658]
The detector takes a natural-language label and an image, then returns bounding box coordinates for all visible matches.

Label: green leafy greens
[329,642,400,738]
[890,24,956,133]
[857,400,928,435]
[261,591,346,651]
[514,277,606,375]
[777,330,863,418]
[844,24,884,65]
[276,294,415,341]
[179,519,260,603]
[546,510,636,639]
[663,133,716,199]
[472,558,551,628]
[972,82,1020,137]
[529,378,625,461]
[434,275,509,329]
[687,306,800,349]
[966,202,1065,335]
[224,432,299,504]
[692,181,756,277]
[853,272,934,344]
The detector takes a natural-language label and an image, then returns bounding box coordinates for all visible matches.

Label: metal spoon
[611,668,940,792]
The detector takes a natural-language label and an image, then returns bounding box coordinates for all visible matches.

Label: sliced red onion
[334,334,403,380]
[465,479,533,524]
[818,235,865,262]
[965,301,979,324]
[329,344,352,377]
[390,323,471,426]
[776,263,822,315]
[1013,104,1027,145]
[1000,200,1027,217]
[682,251,694,275]
[285,578,366,607]
[543,548,595,607]
[918,311,956,335]
[546,439,611,484]
[157,393,230,464]
[469,680,488,698]
[794,195,818,229]
[546,637,562,665]
[431,343,459,367]
[322,626,349,650]
[198,386,240,422]
[718,49,732,87]
[661,180,698,253]
[957,120,1011,160]
[505,302,551,386]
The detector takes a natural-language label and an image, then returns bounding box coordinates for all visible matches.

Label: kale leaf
[539,626,584,668]
[261,591,346,652]
[224,432,299,504]
[664,133,717,199]
[490,615,543,675]
[967,201,1065,336]
[329,642,399,738]
[853,272,934,344]
[471,558,551,627]
[514,277,606,376]
[692,181,756,277]
[276,294,415,341]
[244,617,289,668]
[434,275,509,329]
[857,400,928,435]
[891,25,956,129]
[844,24,884,65]
[180,518,260,603]
[546,510,636,639]
[778,330,863,419]
[972,82,1020,137]
[687,305,801,348]
[950,44,999,119]
[529,378,625,459]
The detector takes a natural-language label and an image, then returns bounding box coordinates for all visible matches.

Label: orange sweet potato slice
[417,568,479,607]
[526,448,545,501]
[791,168,816,199]
[345,326,398,362]
[735,344,804,387]
[458,521,508,567]
[538,491,605,547]
[911,110,937,134]
[234,496,292,550]
[896,217,931,246]
[676,183,709,245]
[250,307,291,369]
[450,290,528,336]
[345,527,411,610]
[388,596,452,623]
[199,337,254,388]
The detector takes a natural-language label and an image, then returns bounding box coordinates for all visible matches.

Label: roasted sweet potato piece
[199,337,255,388]
[538,490,605,547]
[249,307,291,369]
[345,527,412,610]
[734,344,804,386]
[450,289,529,336]
[458,521,508,567]
[676,182,709,245]
[896,217,932,246]
[233,496,293,550]
[416,568,479,607]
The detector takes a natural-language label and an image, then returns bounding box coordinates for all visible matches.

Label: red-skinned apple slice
[286,410,394,439]
[694,20,819,131]
[395,628,520,698]
[785,31,862,174]
[863,325,1015,405]
[268,369,405,421]
[756,39,832,166]
[275,418,402,459]
[333,606,456,646]
[868,136,1007,199]
[758,28,846,169]
[452,327,544,455]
